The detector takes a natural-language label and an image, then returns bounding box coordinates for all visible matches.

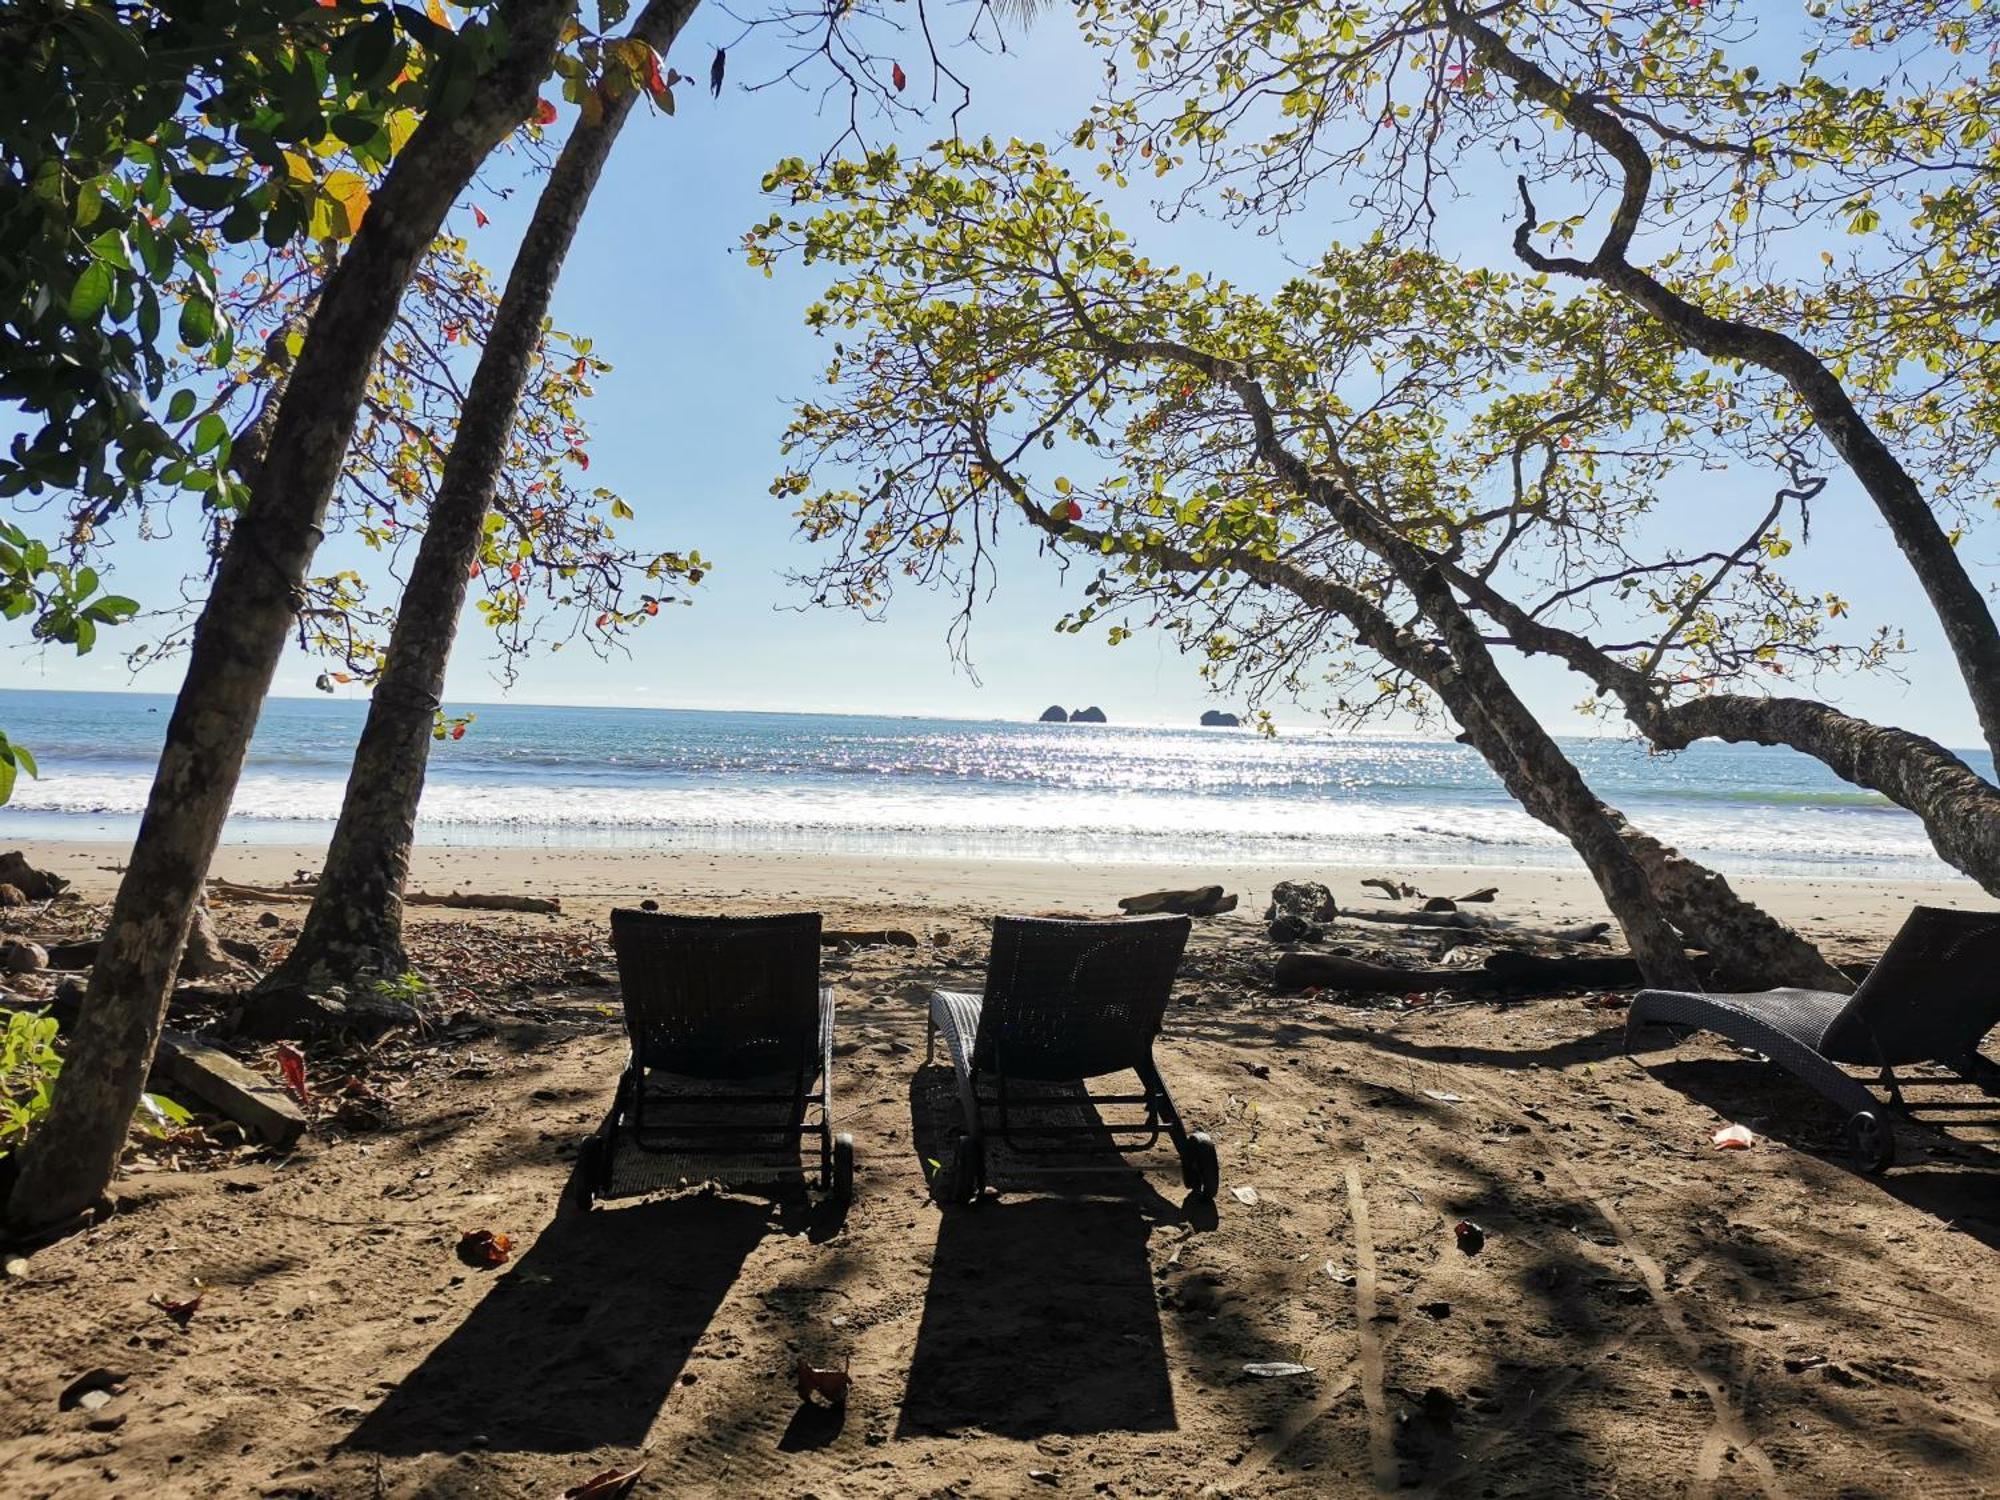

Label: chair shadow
[895,1067,1180,1440]
[341,1193,773,1456]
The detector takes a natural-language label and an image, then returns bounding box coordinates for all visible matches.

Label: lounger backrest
[974,915,1192,1080]
[609,909,822,1077]
[1824,905,2000,1065]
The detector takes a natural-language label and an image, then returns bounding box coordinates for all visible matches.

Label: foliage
[121,233,708,693]
[1068,0,2000,641]
[0,0,483,516]
[0,1009,62,1161]
[750,140,1883,718]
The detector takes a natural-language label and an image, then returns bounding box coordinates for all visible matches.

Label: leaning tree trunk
[3,0,573,1239]
[270,0,699,994]
[1415,598,1702,990]
[1445,2,2000,764]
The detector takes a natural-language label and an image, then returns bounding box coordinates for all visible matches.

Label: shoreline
[22,838,1980,950]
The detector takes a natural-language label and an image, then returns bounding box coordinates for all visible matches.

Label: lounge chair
[926,914,1218,1204]
[1625,904,2000,1171]
[572,910,853,1210]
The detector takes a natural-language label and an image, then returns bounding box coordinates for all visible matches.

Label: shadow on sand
[894,1066,1188,1440]
[342,1191,776,1456]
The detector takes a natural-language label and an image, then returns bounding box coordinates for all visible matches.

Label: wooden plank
[152,1029,307,1149]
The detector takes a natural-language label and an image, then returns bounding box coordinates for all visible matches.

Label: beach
[2,838,1996,1497]
[30,837,1978,957]
[4,707,1997,1498]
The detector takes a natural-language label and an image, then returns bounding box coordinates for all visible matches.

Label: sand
[30,838,1983,950]
[0,841,1995,1497]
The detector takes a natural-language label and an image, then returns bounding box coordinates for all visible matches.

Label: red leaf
[596,612,612,629]
[466,561,481,579]
[644,47,669,101]
[795,1358,851,1406]
[472,203,490,228]
[891,61,907,92]
[451,722,467,740]
[644,599,659,616]
[534,98,558,125]
[273,1043,310,1106]
[457,1228,512,1266]
[508,561,524,581]
[149,1289,206,1325]
[565,1466,646,1499]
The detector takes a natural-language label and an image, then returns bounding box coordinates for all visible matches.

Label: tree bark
[1443,0,2000,764]
[4,0,574,1239]
[1439,556,2000,901]
[269,0,698,993]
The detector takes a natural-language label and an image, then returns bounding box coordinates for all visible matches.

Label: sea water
[0,689,1971,881]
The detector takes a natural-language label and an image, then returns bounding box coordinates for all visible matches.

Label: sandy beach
[2,839,1995,1497]
[33,838,1982,954]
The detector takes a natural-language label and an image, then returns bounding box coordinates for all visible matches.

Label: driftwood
[153,1029,307,1147]
[1272,949,1642,995]
[1118,886,1239,917]
[821,929,919,948]
[206,879,558,915]
[38,905,259,976]
[1361,878,1421,900]
[403,891,560,914]
[1338,908,1611,944]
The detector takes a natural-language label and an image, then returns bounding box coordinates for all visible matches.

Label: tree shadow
[895,1066,1182,1440]
[341,1193,773,1456]
[1640,1051,2000,1251]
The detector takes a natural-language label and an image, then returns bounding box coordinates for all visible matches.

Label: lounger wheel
[934,1133,982,1206]
[569,1134,605,1213]
[1179,1131,1220,1200]
[1843,1110,1895,1173]
[830,1132,855,1203]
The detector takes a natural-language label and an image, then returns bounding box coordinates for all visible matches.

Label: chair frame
[1625,904,2000,1172]
[926,914,1216,1203]
[574,910,851,1208]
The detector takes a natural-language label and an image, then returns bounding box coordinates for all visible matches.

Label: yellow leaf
[425,0,453,28]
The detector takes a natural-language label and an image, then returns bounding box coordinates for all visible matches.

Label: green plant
[370,972,433,1007]
[0,1009,62,1159]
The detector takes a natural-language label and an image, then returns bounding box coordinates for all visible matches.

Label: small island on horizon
[1036,704,1242,727]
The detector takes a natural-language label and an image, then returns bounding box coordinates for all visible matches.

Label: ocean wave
[1,767,1953,878]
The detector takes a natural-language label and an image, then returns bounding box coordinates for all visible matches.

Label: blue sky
[3,6,1990,745]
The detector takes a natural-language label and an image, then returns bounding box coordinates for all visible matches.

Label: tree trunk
[1437,556,2000,901]
[270,0,699,993]
[3,0,573,1239]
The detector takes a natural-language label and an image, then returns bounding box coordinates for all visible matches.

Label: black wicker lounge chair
[572,910,853,1210]
[1625,904,2000,1172]
[926,914,1217,1204]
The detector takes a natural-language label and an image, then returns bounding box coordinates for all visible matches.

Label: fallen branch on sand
[1338,908,1611,944]
[821,929,919,948]
[206,879,559,914]
[1273,949,1642,995]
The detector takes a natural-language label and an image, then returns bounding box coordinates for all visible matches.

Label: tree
[751,140,1853,986]
[1063,0,2000,883]
[0,0,450,792]
[6,0,580,1238]
[270,0,705,989]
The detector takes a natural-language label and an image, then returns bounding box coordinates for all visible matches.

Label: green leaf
[68,261,114,321]
[171,172,243,212]
[193,412,228,455]
[166,389,197,424]
[179,294,216,348]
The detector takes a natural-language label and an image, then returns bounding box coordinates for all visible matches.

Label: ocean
[0,689,1970,881]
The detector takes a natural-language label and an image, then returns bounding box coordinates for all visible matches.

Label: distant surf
[0,689,1973,881]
